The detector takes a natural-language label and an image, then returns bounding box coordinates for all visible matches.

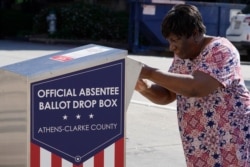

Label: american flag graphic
[30,138,124,167]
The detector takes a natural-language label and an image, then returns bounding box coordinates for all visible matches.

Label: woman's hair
[161,4,206,38]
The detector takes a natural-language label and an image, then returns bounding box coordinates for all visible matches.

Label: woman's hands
[135,79,150,92]
[135,64,155,93]
[134,63,177,104]
[138,64,157,79]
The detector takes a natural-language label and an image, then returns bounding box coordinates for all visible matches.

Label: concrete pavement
[1,39,250,167]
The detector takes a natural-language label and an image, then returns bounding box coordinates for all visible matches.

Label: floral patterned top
[169,37,250,167]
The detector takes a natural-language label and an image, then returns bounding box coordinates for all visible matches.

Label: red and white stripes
[30,138,124,167]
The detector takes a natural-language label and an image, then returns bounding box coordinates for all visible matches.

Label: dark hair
[161,4,206,38]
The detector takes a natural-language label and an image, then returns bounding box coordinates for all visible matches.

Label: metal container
[0,44,141,167]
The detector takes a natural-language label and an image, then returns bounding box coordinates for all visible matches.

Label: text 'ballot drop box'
[0,44,141,167]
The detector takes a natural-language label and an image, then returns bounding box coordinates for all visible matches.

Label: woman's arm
[135,79,176,105]
[138,64,223,98]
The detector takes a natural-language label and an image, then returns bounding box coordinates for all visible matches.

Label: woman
[135,4,250,167]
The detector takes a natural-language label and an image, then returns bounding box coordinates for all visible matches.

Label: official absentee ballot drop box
[0,44,141,167]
